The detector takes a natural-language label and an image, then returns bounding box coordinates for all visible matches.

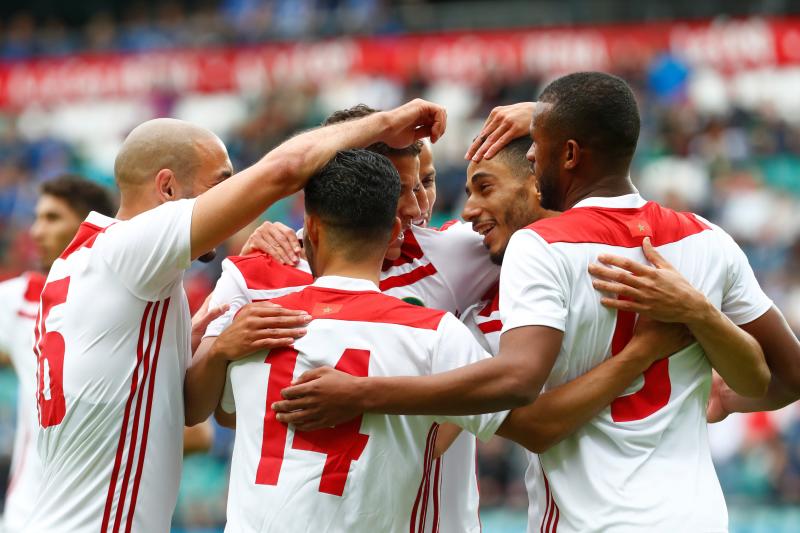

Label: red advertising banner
[0,17,798,108]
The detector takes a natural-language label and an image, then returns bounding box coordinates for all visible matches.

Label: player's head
[530,72,640,211]
[302,149,401,278]
[323,104,422,259]
[30,174,116,269]
[463,136,548,265]
[114,118,233,261]
[417,139,437,227]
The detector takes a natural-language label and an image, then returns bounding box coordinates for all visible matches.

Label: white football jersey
[0,272,46,532]
[206,221,498,533]
[500,193,773,533]
[25,200,195,533]
[219,276,507,533]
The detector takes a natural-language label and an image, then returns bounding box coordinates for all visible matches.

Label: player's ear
[388,217,402,245]
[155,169,178,202]
[564,140,580,170]
[305,213,320,248]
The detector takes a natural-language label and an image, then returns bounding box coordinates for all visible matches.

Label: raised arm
[190,99,447,259]
[589,237,769,398]
[464,102,535,162]
[496,317,692,452]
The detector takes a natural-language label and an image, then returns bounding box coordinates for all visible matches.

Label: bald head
[114,118,224,191]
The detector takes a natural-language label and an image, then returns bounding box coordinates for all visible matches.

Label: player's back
[27,201,195,533]
[501,194,772,532]
[221,276,505,533]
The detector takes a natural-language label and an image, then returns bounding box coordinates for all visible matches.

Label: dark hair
[40,174,117,218]
[493,135,534,179]
[323,104,422,158]
[538,72,640,160]
[305,149,400,258]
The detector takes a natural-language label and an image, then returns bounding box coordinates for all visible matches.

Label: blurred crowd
[2,28,800,532]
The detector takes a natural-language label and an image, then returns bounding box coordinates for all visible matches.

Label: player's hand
[707,372,732,423]
[191,295,229,354]
[589,237,708,324]
[465,102,535,161]
[272,367,365,430]
[379,99,447,147]
[240,221,303,265]
[211,302,311,361]
[627,315,695,365]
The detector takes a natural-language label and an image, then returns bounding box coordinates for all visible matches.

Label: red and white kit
[0,271,45,532]
[218,276,507,532]
[206,221,498,533]
[26,200,196,533]
[500,193,773,533]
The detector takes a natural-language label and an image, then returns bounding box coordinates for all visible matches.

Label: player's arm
[496,317,692,452]
[590,237,769,398]
[240,221,303,265]
[183,420,214,455]
[184,302,310,426]
[433,423,462,459]
[708,307,800,421]
[190,99,447,260]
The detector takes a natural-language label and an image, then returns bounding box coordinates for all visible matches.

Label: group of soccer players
[2,71,800,532]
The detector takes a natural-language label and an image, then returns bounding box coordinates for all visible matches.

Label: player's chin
[197,249,217,263]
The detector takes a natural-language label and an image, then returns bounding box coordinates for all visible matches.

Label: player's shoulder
[523,202,711,247]
[225,253,313,291]
[273,285,448,331]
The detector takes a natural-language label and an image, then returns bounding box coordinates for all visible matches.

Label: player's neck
[562,173,637,211]
[315,255,382,287]
[116,191,162,221]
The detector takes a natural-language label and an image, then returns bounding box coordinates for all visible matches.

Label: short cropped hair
[493,136,533,179]
[304,149,401,259]
[538,72,640,160]
[323,104,422,158]
[40,174,117,218]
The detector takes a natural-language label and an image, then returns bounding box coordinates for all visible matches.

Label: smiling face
[462,157,543,265]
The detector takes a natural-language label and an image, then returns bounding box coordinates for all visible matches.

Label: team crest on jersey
[402,296,425,307]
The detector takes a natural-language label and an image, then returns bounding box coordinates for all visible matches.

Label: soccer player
[0,176,114,532]
[274,73,774,532]
[25,100,446,532]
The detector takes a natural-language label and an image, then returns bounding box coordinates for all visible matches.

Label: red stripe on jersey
[527,202,710,248]
[383,229,424,270]
[23,271,46,303]
[113,301,161,533]
[540,467,551,533]
[478,320,503,334]
[410,424,437,533]
[229,253,312,290]
[380,262,438,292]
[436,220,460,232]
[431,456,442,533]
[59,221,111,260]
[477,283,499,317]
[270,286,446,331]
[126,298,170,533]
[103,302,153,533]
[419,423,439,533]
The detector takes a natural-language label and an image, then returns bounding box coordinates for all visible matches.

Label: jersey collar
[572,191,647,210]
[85,211,118,228]
[312,275,380,293]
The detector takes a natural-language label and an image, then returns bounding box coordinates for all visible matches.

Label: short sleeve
[100,199,196,301]
[500,229,570,333]
[712,224,773,325]
[416,222,500,314]
[431,313,508,441]
[204,259,253,338]
[220,364,236,414]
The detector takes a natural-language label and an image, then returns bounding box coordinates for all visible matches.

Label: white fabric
[0,274,43,532]
[220,276,507,532]
[26,200,195,533]
[500,194,772,533]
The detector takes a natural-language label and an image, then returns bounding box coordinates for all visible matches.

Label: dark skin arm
[273,325,562,431]
[708,306,800,421]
